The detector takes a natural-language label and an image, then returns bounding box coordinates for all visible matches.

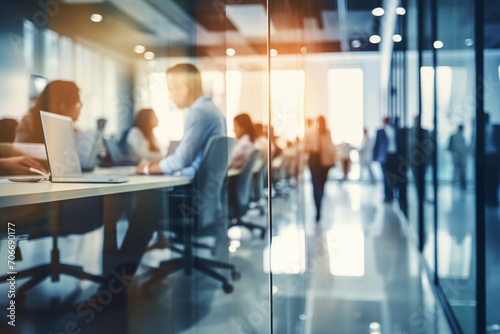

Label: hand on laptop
[0,156,48,174]
[136,160,163,175]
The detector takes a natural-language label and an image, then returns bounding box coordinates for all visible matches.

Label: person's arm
[0,156,48,174]
[157,110,210,175]
[372,130,380,161]
[135,159,163,175]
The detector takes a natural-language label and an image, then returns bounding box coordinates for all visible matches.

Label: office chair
[152,136,239,293]
[228,150,267,239]
[0,198,105,302]
[250,156,267,215]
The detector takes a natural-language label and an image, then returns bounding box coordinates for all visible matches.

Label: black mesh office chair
[153,136,239,293]
[228,150,266,239]
[0,198,104,302]
[250,155,267,215]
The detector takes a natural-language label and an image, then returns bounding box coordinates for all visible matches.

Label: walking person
[373,117,399,202]
[447,124,468,190]
[359,128,375,183]
[305,116,337,222]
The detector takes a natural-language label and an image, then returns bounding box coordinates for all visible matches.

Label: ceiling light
[351,40,361,48]
[369,322,381,330]
[270,49,278,57]
[392,34,402,42]
[465,38,474,46]
[90,13,103,23]
[433,40,444,49]
[369,35,381,44]
[134,45,146,54]
[226,48,236,56]
[395,7,406,15]
[144,51,155,60]
[372,7,385,16]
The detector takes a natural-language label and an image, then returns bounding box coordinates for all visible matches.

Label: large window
[328,68,364,146]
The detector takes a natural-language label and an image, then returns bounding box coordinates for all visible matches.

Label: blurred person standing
[447,124,468,190]
[359,128,375,183]
[338,142,352,181]
[305,116,336,222]
[373,117,399,202]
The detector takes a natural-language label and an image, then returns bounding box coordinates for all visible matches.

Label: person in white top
[125,108,163,161]
[359,128,375,183]
[229,113,257,170]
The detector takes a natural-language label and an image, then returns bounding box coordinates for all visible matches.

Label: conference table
[0,168,192,209]
[0,167,193,277]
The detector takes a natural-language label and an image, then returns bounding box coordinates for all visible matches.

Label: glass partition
[0,1,274,333]
[436,0,476,332]
[269,0,308,332]
[484,0,500,332]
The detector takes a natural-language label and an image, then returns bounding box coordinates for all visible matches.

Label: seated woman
[15,80,82,143]
[229,113,257,170]
[124,108,163,161]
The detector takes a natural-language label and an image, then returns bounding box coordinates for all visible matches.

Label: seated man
[119,64,226,270]
[136,63,226,176]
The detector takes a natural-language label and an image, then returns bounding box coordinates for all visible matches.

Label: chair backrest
[194,135,235,228]
[252,158,266,200]
[236,150,261,212]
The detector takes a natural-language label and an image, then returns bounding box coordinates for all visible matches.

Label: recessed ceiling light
[433,40,444,49]
[226,48,236,56]
[372,7,385,16]
[134,45,146,54]
[369,35,381,44]
[144,51,155,60]
[90,13,103,23]
[392,34,402,42]
[395,7,406,15]
[351,40,361,48]
[465,38,474,46]
[270,49,278,57]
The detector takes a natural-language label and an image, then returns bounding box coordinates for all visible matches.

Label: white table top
[0,167,191,208]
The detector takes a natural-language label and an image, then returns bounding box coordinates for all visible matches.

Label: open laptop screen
[40,111,82,177]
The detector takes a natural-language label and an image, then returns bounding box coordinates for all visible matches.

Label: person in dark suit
[373,117,399,202]
[484,113,500,206]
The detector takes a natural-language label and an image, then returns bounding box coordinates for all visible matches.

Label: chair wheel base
[231,271,241,281]
[223,283,234,293]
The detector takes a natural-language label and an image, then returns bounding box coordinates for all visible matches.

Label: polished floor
[0,176,454,333]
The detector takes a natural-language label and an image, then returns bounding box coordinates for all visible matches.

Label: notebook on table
[102,138,138,167]
[40,111,128,183]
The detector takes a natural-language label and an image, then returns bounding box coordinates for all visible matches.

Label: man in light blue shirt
[136,63,226,177]
[118,64,225,276]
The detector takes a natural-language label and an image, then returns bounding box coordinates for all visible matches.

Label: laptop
[102,138,138,167]
[40,111,128,183]
[75,130,102,171]
[167,140,180,156]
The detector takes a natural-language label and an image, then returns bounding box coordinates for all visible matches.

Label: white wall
[304,52,382,137]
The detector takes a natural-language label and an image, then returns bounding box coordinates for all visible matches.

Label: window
[328,68,364,146]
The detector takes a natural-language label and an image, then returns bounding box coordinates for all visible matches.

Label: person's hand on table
[135,160,164,175]
[0,156,48,174]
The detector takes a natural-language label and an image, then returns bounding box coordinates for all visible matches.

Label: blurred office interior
[0,0,499,333]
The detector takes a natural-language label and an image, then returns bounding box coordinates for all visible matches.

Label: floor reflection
[306,180,452,334]
[0,180,455,334]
